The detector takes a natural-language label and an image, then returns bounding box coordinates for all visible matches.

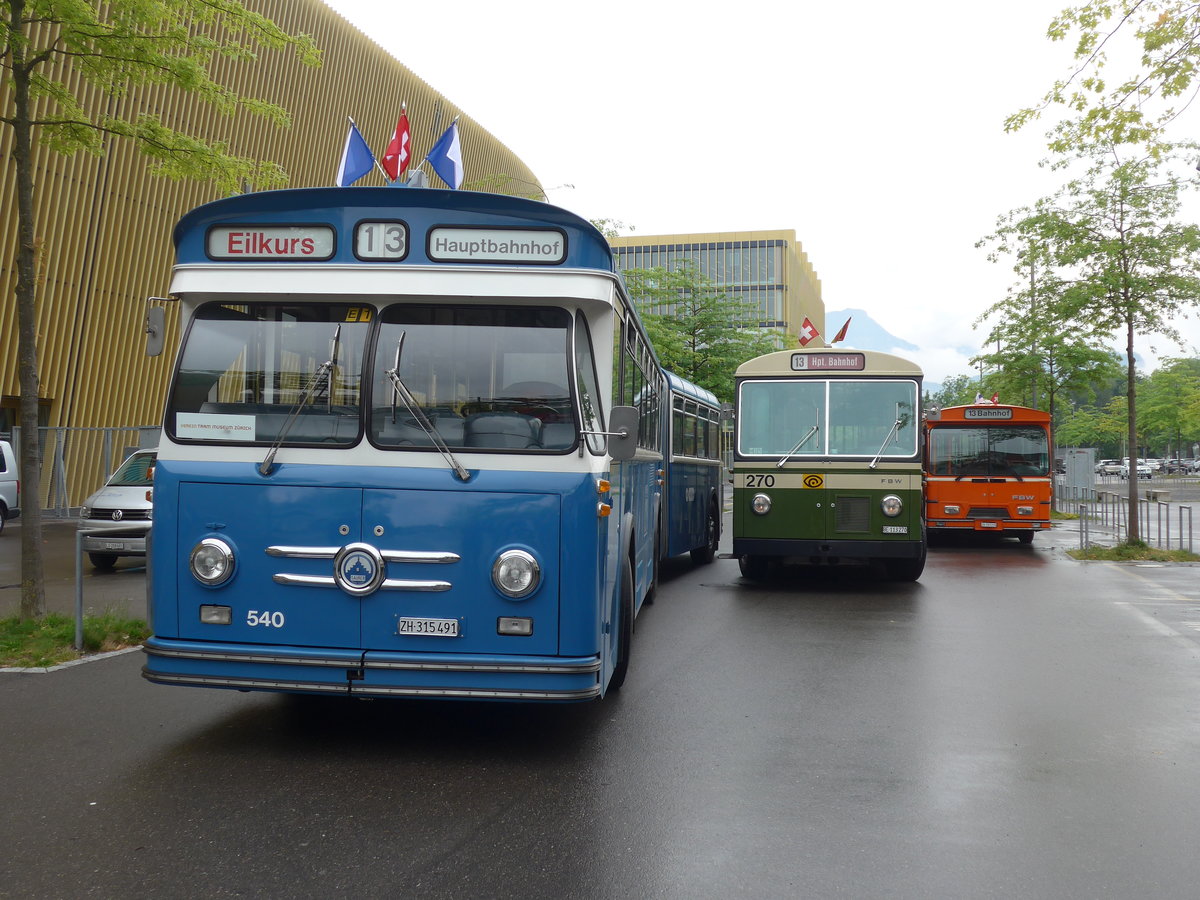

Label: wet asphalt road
[3,517,1200,898]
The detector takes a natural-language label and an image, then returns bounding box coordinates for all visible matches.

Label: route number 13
[355,221,408,259]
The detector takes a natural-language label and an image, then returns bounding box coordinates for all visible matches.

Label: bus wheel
[738,554,767,580]
[883,542,926,581]
[609,556,634,692]
[1017,531,1034,544]
[691,503,718,565]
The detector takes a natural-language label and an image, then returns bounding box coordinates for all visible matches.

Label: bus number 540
[247,610,285,628]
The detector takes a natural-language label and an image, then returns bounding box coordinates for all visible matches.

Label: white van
[0,439,19,535]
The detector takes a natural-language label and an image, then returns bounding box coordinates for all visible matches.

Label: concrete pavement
[0,518,147,619]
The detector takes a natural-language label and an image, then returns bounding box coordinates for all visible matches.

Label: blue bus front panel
[145,462,609,700]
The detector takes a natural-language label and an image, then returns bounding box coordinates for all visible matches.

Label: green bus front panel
[733,468,922,552]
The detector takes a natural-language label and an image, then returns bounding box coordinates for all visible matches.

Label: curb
[0,644,142,675]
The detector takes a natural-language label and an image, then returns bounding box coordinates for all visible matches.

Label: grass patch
[1068,540,1200,563]
[0,613,149,668]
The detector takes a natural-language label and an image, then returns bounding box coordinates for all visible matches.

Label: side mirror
[145,304,166,357]
[607,406,638,461]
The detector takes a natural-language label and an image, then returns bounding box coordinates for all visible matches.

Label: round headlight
[492,549,540,598]
[751,493,772,515]
[190,537,235,586]
[881,494,903,517]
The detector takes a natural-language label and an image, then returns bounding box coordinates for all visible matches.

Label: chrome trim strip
[143,646,353,667]
[381,578,451,592]
[364,658,601,674]
[381,550,461,564]
[271,573,451,590]
[143,644,600,675]
[266,546,340,558]
[144,671,349,693]
[143,669,599,700]
[272,573,336,587]
[349,684,600,701]
[266,546,460,563]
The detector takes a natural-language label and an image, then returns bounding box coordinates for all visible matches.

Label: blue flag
[426,120,463,190]
[336,121,375,187]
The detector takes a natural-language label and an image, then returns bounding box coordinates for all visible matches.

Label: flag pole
[348,115,390,183]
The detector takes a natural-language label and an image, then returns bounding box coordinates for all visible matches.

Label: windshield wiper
[385,334,471,482]
[259,324,341,477]
[869,403,903,470]
[777,421,819,469]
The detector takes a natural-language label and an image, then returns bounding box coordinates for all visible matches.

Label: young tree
[2,0,320,619]
[1008,1,1200,149]
[924,374,981,410]
[1004,143,1200,541]
[974,224,1121,417]
[1138,358,1200,457]
[623,261,783,403]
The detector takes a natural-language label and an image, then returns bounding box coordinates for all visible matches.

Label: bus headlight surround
[492,549,541,599]
[881,494,904,517]
[190,537,235,586]
[751,493,772,515]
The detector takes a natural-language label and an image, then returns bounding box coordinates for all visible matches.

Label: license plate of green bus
[397,617,460,637]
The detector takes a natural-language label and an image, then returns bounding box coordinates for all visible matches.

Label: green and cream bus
[732,348,926,581]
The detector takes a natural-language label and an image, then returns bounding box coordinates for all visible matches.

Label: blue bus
[141,187,689,701]
[658,372,722,574]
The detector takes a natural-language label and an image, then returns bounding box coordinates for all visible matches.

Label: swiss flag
[798,316,820,346]
[382,108,411,181]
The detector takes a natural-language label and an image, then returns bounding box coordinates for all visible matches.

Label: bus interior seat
[540,423,576,450]
[464,413,541,449]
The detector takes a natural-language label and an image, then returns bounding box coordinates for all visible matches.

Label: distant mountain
[823,308,918,353]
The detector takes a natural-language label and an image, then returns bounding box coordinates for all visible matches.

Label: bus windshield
[371,305,577,452]
[167,302,370,445]
[928,425,1050,477]
[738,379,919,458]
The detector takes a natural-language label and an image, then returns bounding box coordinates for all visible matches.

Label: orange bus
[923,403,1053,543]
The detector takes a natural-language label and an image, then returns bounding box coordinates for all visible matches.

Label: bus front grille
[835,496,871,532]
[967,507,1008,518]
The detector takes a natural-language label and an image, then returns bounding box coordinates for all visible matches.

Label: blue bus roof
[172,187,614,271]
[665,371,719,407]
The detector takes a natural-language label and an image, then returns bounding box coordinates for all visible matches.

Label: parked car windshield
[108,451,156,487]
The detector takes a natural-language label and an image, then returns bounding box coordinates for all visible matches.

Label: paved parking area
[0,519,146,619]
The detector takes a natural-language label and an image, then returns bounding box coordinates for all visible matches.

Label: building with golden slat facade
[0,0,541,506]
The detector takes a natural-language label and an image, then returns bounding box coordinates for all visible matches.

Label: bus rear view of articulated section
[142,187,661,702]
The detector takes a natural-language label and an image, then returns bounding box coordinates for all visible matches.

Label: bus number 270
[744,474,775,488]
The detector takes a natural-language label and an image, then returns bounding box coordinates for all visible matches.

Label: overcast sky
[324,0,1200,384]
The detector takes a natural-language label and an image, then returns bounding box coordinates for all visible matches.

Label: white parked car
[78,448,155,568]
[0,439,19,536]
[1118,460,1152,479]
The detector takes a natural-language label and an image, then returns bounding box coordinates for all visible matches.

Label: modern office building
[609,230,824,344]
[0,0,541,505]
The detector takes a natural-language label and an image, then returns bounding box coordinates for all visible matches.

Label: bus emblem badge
[334,543,386,596]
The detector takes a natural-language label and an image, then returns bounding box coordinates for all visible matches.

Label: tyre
[1017,531,1034,544]
[0,504,6,536]
[738,554,768,580]
[608,555,634,692]
[89,552,118,570]
[690,503,718,565]
[883,536,926,582]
